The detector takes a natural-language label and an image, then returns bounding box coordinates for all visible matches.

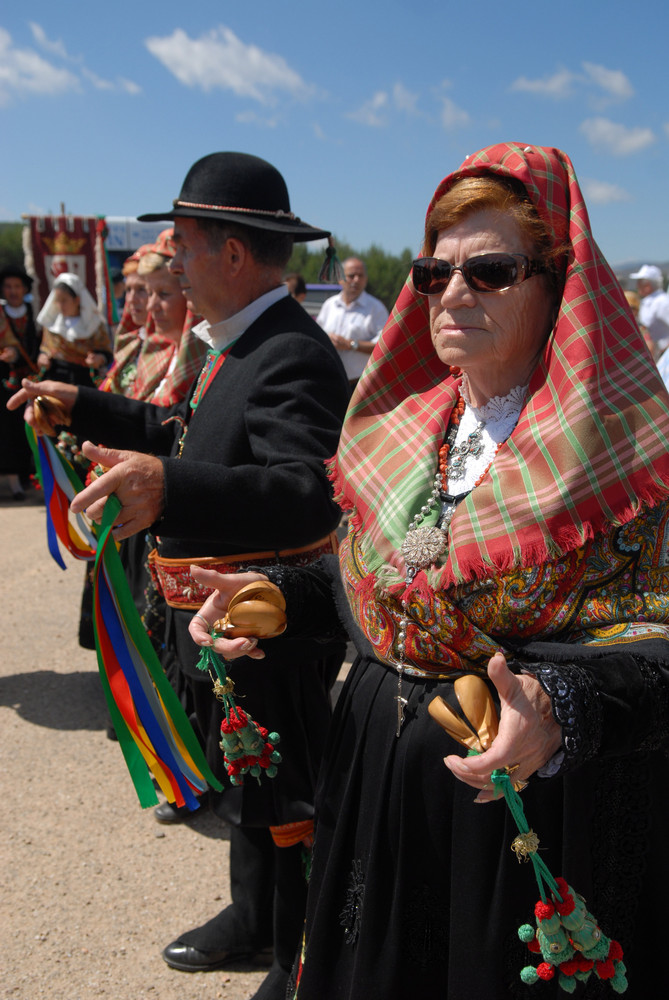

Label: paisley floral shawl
[339,499,669,677]
[329,143,669,595]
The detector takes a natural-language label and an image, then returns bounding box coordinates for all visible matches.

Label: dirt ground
[0,480,277,1000]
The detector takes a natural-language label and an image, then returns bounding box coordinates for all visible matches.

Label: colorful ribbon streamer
[93,498,222,807]
[25,425,97,566]
[26,423,221,808]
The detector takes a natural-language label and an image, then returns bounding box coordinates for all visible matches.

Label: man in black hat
[9,153,349,1000]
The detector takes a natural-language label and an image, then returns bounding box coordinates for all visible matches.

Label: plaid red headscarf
[329,142,669,590]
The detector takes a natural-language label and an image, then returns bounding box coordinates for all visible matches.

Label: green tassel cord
[195,645,282,786]
[487,764,628,994]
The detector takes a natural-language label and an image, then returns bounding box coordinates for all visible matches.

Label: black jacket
[73,294,349,558]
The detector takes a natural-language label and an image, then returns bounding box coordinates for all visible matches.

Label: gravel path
[1,484,273,1000]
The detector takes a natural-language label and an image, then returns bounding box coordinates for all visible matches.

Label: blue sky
[1,2,668,268]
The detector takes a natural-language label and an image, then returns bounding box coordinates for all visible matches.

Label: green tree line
[287,241,415,311]
[0,223,23,271]
[1,221,414,312]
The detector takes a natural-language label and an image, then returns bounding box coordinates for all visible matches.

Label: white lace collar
[460,378,528,434]
[446,380,527,494]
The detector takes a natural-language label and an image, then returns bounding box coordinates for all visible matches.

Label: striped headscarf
[131,228,207,404]
[330,142,669,590]
[134,311,207,406]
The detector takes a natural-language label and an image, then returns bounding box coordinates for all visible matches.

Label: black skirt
[296,654,667,999]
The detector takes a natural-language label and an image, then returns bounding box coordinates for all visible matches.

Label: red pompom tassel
[536,963,555,981]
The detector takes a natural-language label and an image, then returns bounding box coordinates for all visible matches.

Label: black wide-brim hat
[138,152,330,243]
[0,264,33,290]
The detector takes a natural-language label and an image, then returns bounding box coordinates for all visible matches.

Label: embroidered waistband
[148,533,338,610]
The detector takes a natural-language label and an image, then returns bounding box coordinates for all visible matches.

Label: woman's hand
[86,351,108,370]
[37,352,50,369]
[443,651,562,803]
[0,346,19,363]
[188,567,273,660]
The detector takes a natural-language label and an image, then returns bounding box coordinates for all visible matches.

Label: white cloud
[440,96,469,131]
[392,82,419,115]
[0,27,80,105]
[510,67,577,99]
[348,82,423,127]
[582,62,634,101]
[145,26,312,105]
[580,178,631,205]
[7,24,141,100]
[82,67,114,91]
[347,90,389,127]
[28,21,69,60]
[511,62,633,108]
[119,77,142,96]
[235,110,280,128]
[580,117,655,156]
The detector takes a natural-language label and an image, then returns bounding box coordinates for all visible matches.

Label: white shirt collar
[3,302,28,319]
[193,284,289,353]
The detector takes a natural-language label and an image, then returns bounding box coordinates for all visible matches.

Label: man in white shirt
[629,264,669,356]
[317,257,389,387]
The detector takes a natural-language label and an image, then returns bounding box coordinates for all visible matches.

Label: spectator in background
[629,264,669,358]
[316,256,388,390]
[111,268,126,318]
[0,266,39,498]
[101,247,151,396]
[284,272,307,302]
[36,273,111,387]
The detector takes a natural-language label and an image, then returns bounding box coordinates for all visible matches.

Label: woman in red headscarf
[188,144,669,997]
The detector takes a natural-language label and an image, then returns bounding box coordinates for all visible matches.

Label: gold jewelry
[504,763,528,793]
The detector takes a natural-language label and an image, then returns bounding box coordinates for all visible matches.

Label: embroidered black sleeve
[636,656,669,750]
[529,663,603,773]
[252,559,347,644]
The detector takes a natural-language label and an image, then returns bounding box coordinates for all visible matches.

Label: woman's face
[146,267,187,341]
[428,209,556,405]
[124,272,149,327]
[53,286,80,318]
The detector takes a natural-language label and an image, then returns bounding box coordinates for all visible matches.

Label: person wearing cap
[316,256,389,390]
[629,263,669,356]
[9,152,349,1000]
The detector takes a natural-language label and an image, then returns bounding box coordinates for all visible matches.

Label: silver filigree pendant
[401,525,447,570]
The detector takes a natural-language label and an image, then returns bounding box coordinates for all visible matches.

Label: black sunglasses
[412,253,546,295]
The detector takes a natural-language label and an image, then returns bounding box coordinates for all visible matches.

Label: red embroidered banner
[24,215,110,319]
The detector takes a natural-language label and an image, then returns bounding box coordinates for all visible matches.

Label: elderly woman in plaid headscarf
[188,144,669,998]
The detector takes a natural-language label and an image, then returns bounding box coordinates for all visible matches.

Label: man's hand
[70,442,165,540]
[328,332,351,352]
[6,378,79,430]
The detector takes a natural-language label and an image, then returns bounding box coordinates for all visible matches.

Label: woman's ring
[193,612,211,629]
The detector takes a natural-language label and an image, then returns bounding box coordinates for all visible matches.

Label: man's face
[636,279,653,299]
[2,276,27,309]
[341,259,367,304]
[171,218,231,323]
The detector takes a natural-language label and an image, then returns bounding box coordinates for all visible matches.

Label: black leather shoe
[153,800,194,824]
[162,940,273,972]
